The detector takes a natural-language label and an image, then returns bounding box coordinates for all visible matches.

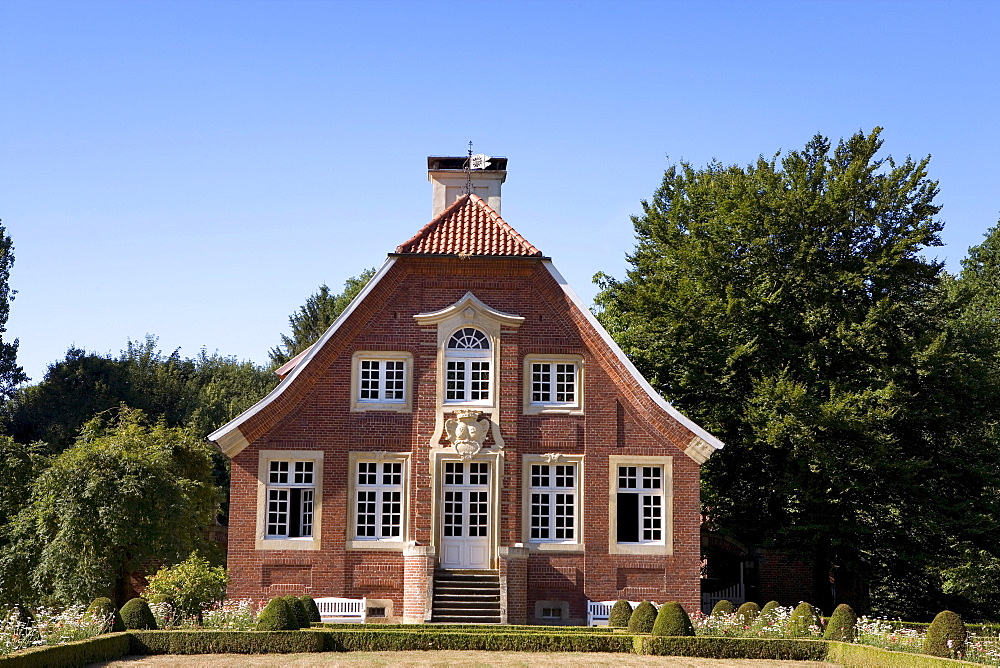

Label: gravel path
[92,651,838,667]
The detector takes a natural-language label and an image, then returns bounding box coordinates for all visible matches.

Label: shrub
[787,602,821,637]
[652,601,695,636]
[756,601,780,626]
[823,603,856,642]
[923,610,966,658]
[300,596,321,623]
[283,595,310,628]
[255,597,297,631]
[83,598,124,633]
[735,602,760,627]
[627,601,658,634]
[144,553,228,625]
[120,598,157,630]
[608,600,633,628]
[710,599,735,616]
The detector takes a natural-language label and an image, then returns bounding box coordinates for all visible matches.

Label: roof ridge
[395,194,543,257]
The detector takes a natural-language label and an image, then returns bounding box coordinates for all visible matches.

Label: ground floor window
[256,450,323,549]
[608,455,673,555]
[521,454,584,549]
[348,452,409,544]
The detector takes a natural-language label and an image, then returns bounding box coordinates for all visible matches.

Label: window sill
[346,540,407,551]
[255,537,321,551]
[609,542,671,556]
[351,402,411,413]
[525,542,586,553]
[524,405,583,416]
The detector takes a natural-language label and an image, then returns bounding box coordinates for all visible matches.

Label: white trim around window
[521,454,585,552]
[350,351,413,412]
[608,455,672,555]
[346,452,410,550]
[522,354,584,415]
[256,450,323,551]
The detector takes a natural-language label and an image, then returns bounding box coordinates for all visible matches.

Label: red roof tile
[395,194,543,257]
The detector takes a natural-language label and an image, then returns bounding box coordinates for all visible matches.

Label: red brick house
[209,157,723,624]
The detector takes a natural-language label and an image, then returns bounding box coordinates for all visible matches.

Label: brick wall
[225,255,708,619]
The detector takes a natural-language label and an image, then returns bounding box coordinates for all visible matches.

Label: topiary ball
[84,597,125,633]
[652,601,695,636]
[823,603,857,642]
[299,595,321,623]
[735,601,760,627]
[627,600,658,633]
[710,599,735,616]
[787,601,822,637]
[282,595,309,628]
[752,600,782,631]
[120,598,157,630]
[255,597,296,631]
[608,599,633,628]
[923,610,966,658]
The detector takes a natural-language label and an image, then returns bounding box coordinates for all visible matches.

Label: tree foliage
[0,408,221,606]
[269,269,376,367]
[0,220,27,399]
[595,129,1000,618]
[144,552,227,624]
[2,337,277,452]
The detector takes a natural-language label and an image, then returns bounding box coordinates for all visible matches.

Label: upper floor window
[523,354,585,415]
[351,351,413,412]
[445,327,491,403]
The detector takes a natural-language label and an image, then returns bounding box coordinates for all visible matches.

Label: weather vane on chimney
[463,141,491,196]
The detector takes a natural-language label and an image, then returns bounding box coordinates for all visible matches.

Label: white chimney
[427,156,508,218]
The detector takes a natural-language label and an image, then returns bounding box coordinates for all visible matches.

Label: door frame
[430,449,503,569]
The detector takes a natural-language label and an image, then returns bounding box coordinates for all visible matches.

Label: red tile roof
[395,194,543,257]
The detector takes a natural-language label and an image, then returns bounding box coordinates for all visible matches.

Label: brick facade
[215,188,720,624]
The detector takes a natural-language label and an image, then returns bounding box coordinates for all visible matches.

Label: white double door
[439,460,491,569]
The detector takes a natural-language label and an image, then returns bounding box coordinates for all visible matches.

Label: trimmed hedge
[823,603,856,642]
[0,633,131,667]
[120,597,157,630]
[642,637,828,661]
[710,599,735,616]
[651,602,694,637]
[84,597,125,634]
[300,595,321,623]
[130,630,325,655]
[735,601,760,626]
[825,640,983,668]
[317,630,636,653]
[924,610,967,658]
[608,600,633,628]
[627,601,657,634]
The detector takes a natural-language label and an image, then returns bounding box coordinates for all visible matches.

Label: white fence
[586,600,647,626]
[315,597,367,623]
[701,583,745,615]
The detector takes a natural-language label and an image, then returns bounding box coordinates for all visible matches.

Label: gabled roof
[395,194,543,257]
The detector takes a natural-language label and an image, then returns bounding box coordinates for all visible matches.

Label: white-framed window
[266,459,316,538]
[609,455,672,555]
[521,454,584,551]
[346,452,409,549]
[529,463,577,542]
[522,354,584,414]
[256,450,323,551]
[445,327,491,404]
[351,351,413,412]
[354,460,404,540]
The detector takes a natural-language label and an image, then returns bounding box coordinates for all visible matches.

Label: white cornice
[413,291,525,328]
[207,256,399,457]
[542,261,724,460]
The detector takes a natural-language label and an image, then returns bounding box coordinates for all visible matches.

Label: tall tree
[0,220,27,398]
[269,269,376,367]
[595,129,1000,618]
[0,408,221,606]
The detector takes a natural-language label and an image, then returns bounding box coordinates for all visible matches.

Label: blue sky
[2,0,999,383]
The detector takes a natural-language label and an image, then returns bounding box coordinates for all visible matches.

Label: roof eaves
[208,256,398,457]
[541,261,724,462]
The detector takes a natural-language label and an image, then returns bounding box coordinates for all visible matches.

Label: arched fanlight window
[445,327,491,402]
[448,327,490,351]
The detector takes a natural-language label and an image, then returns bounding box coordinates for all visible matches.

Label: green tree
[144,552,227,624]
[0,408,221,605]
[595,129,1000,618]
[3,338,276,452]
[0,221,27,399]
[269,269,376,367]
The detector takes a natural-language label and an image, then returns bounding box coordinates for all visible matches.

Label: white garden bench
[587,600,647,626]
[315,597,367,623]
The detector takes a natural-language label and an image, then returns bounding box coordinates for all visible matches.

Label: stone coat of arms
[444,409,490,459]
